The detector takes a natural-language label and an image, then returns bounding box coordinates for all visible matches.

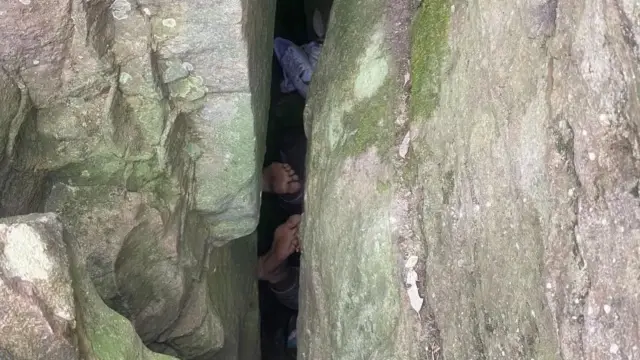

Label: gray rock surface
[0,213,175,360]
[0,214,78,360]
[0,0,273,358]
[4,0,637,358]
[300,0,640,359]
[0,0,273,233]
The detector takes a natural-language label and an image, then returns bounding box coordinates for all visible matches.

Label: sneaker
[274,37,313,98]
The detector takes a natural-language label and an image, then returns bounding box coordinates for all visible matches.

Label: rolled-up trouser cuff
[271,267,299,310]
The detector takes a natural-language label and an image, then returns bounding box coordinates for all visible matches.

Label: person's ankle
[269,266,297,289]
[266,263,289,284]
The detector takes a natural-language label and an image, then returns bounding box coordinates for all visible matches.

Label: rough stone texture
[0,214,78,360]
[299,0,420,358]
[0,213,174,360]
[0,0,274,358]
[206,233,261,360]
[301,0,640,359]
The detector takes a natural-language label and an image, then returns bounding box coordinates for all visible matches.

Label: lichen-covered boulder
[44,184,199,344]
[301,0,640,359]
[0,0,274,357]
[299,0,418,358]
[0,213,175,360]
[0,0,274,243]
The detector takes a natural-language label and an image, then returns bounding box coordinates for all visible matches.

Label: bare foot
[262,162,301,195]
[257,215,303,282]
[272,214,302,261]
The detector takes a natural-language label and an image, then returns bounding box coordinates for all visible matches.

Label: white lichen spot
[618,226,625,233]
[81,170,90,178]
[119,72,132,84]
[582,130,588,136]
[599,113,611,125]
[399,131,411,158]
[485,201,492,208]
[568,188,574,197]
[19,0,31,5]
[110,0,132,20]
[1,224,52,281]
[353,26,388,101]
[182,62,194,72]
[326,99,352,150]
[405,255,418,268]
[604,304,612,314]
[32,59,40,65]
[162,18,177,28]
[405,269,423,313]
[588,306,594,315]
[610,344,619,354]
[406,269,418,285]
[142,7,151,16]
[546,282,552,289]
[588,152,597,161]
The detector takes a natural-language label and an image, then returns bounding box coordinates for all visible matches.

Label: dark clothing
[270,267,300,310]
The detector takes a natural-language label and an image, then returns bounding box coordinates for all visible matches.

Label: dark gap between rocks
[258,0,331,358]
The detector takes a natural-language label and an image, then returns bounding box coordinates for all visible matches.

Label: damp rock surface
[301,0,640,359]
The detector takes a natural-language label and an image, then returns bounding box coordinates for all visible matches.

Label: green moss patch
[410,0,450,121]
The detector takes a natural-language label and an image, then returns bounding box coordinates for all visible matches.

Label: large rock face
[0,213,175,360]
[301,0,640,359]
[0,0,272,358]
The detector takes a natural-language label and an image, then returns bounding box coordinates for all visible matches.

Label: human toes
[271,164,292,193]
[283,164,299,182]
[274,163,301,195]
[286,214,302,228]
[293,231,301,252]
[287,175,302,193]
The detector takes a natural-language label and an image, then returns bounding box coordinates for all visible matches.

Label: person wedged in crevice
[259,6,328,357]
[258,124,307,286]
